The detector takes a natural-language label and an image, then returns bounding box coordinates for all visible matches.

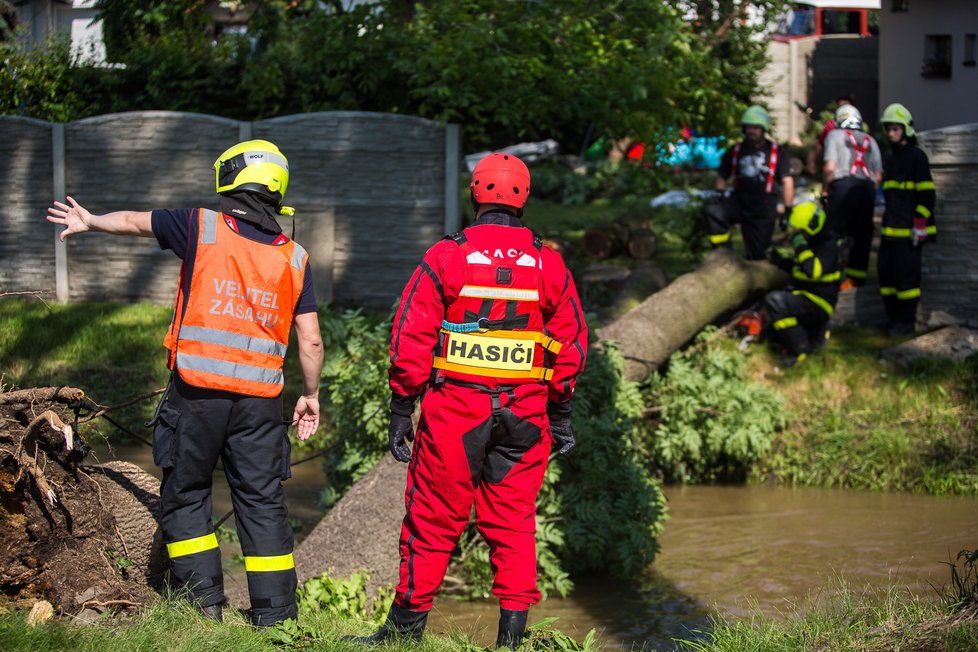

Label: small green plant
[523,617,598,651]
[940,549,978,609]
[103,548,131,579]
[297,570,392,624]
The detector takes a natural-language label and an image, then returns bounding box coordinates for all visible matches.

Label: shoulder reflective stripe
[792,269,840,283]
[291,242,307,270]
[243,149,289,171]
[710,232,731,244]
[916,180,935,190]
[880,286,897,296]
[881,227,911,237]
[897,288,921,300]
[167,533,219,559]
[466,250,493,264]
[459,285,539,301]
[811,257,823,278]
[797,250,814,262]
[773,317,798,330]
[915,205,932,218]
[432,357,553,380]
[177,352,284,386]
[792,290,834,316]
[845,267,867,279]
[179,325,287,358]
[201,209,219,245]
[243,553,295,572]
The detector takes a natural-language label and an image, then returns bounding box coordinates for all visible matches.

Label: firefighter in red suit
[346,153,587,649]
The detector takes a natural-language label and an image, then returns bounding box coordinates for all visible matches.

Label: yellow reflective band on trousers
[845,267,867,279]
[897,288,921,300]
[243,553,295,572]
[882,180,936,191]
[167,533,219,559]
[773,317,798,330]
[710,232,731,244]
[880,286,897,296]
[881,226,937,238]
[792,290,833,316]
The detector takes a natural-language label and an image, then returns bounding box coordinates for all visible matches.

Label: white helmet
[835,104,863,131]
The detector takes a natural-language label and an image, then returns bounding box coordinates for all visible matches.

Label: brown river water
[92,444,978,651]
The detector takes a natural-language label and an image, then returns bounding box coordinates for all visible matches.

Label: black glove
[767,248,793,272]
[388,394,418,463]
[547,402,576,456]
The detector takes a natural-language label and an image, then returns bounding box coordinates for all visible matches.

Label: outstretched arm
[46,196,153,240]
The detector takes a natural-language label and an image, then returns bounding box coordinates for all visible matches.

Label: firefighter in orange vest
[706,105,795,260]
[45,140,324,626]
[344,153,588,649]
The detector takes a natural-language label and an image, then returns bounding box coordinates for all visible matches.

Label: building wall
[0,111,460,309]
[879,0,978,131]
[14,0,106,63]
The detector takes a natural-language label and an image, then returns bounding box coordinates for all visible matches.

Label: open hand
[46,196,92,241]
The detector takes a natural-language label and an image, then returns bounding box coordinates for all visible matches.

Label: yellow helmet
[788,200,826,236]
[880,103,915,138]
[214,140,290,205]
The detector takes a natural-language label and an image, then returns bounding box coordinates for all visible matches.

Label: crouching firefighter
[762,201,844,367]
[46,140,325,626]
[344,153,588,649]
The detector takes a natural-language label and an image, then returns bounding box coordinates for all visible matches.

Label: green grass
[745,325,978,496]
[675,582,978,652]
[0,597,598,652]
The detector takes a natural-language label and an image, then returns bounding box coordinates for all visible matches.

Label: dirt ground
[0,387,161,615]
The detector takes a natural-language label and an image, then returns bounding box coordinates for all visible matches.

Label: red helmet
[470,153,531,209]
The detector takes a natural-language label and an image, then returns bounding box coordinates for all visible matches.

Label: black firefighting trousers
[705,194,778,261]
[152,375,296,625]
[762,290,831,356]
[877,237,923,326]
[827,177,876,282]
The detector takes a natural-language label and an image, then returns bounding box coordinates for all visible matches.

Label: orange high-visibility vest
[163,209,307,397]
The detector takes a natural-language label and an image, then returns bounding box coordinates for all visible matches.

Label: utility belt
[432,320,562,381]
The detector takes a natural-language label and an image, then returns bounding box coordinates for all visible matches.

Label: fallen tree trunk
[0,387,163,614]
[597,248,787,381]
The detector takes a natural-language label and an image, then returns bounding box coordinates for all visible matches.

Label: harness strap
[731,142,778,193]
[846,130,871,178]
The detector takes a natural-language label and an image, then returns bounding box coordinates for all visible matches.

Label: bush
[642,330,788,483]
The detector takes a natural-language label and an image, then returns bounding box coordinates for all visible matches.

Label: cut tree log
[597,247,787,382]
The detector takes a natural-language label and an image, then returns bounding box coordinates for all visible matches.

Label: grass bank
[677,584,978,652]
[743,326,978,496]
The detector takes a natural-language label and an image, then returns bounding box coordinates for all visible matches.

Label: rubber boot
[199,603,223,622]
[342,603,428,645]
[495,608,528,650]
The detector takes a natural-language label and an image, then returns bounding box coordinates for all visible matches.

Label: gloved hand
[388,394,418,463]
[767,247,793,272]
[547,402,576,456]
[911,216,928,247]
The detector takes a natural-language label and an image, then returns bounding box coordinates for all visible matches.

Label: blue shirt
[151,208,318,315]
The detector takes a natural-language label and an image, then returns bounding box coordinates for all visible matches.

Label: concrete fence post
[52,123,68,304]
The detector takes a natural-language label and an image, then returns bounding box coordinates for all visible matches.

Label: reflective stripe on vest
[164,208,304,397]
[731,142,778,194]
[846,130,871,178]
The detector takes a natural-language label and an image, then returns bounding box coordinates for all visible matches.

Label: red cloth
[388,214,587,610]
[818,119,837,147]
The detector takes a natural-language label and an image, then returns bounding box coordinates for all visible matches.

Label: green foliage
[940,549,978,610]
[0,36,80,122]
[644,330,787,483]
[9,1,786,151]
[297,571,392,625]
[524,617,598,651]
[317,309,393,508]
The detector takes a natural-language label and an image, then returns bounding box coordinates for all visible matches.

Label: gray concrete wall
[879,1,978,131]
[0,111,461,309]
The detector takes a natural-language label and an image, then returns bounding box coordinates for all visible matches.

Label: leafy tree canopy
[12,0,786,149]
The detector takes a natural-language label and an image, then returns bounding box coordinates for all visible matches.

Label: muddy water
[92,444,978,651]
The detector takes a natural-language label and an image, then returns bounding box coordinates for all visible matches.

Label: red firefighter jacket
[389,211,587,405]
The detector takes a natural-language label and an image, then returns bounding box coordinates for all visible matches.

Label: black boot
[199,603,223,622]
[342,603,428,645]
[495,608,528,650]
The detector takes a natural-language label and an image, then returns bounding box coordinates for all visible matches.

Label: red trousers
[396,382,551,611]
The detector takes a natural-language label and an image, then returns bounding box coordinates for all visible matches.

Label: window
[922,34,952,78]
[965,34,976,67]
[891,0,909,11]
